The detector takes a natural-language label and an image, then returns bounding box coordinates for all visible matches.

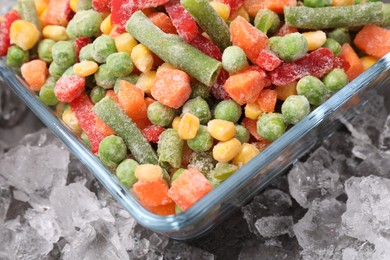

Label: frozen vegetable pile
[0,0,389,215]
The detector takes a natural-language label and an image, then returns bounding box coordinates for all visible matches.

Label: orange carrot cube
[133,179,173,207]
[338,43,364,81]
[354,25,390,59]
[256,89,277,113]
[20,59,48,91]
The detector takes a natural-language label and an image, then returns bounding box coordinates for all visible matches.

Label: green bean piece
[285,3,389,29]
[235,125,250,144]
[106,52,134,78]
[303,0,331,7]
[52,41,76,69]
[38,39,55,63]
[328,28,351,45]
[187,125,214,152]
[116,159,139,189]
[17,0,41,30]
[66,10,102,38]
[98,135,127,170]
[76,0,93,11]
[157,129,185,169]
[272,33,308,62]
[254,9,281,34]
[214,99,242,123]
[79,44,94,62]
[171,168,186,183]
[190,82,211,99]
[207,162,238,187]
[322,68,349,94]
[49,62,67,79]
[297,76,327,106]
[6,45,29,67]
[147,101,175,127]
[222,46,248,74]
[257,113,286,141]
[181,0,231,50]
[182,97,211,125]
[39,77,59,106]
[95,64,117,89]
[281,95,311,125]
[126,11,222,86]
[114,74,139,94]
[322,38,342,56]
[92,35,117,63]
[93,97,159,165]
[188,151,216,175]
[80,131,91,150]
[90,86,106,104]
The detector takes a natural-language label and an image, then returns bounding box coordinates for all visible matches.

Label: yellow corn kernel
[157,62,176,72]
[302,30,327,51]
[74,61,99,77]
[178,113,200,140]
[136,71,157,94]
[172,116,182,130]
[230,6,249,21]
[131,44,154,73]
[135,164,163,182]
[35,0,49,16]
[210,1,230,22]
[275,81,297,101]
[62,108,82,135]
[245,103,263,120]
[115,33,138,55]
[332,0,354,6]
[207,119,237,141]
[232,143,260,167]
[42,25,68,41]
[213,138,242,163]
[70,0,79,12]
[100,14,114,35]
[10,20,40,51]
[360,56,379,71]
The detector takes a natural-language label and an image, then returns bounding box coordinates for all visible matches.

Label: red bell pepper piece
[54,76,86,103]
[142,125,165,143]
[189,34,222,61]
[217,0,245,15]
[211,69,231,100]
[73,37,91,62]
[0,10,20,56]
[255,49,282,72]
[165,0,198,42]
[92,0,112,12]
[43,0,74,26]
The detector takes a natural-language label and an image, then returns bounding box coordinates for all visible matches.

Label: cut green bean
[285,3,389,29]
[254,9,281,34]
[93,96,159,165]
[17,0,41,30]
[126,11,222,86]
[157,129,184,169]
[181,0,231,50]
[303,0,331,7]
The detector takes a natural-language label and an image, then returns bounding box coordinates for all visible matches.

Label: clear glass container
[1,53,389,240]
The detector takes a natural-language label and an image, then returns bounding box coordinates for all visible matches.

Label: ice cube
[25,208,61,243]
[0,182,11,224]
[379,115,390,152]
[255,216,294,238]
[238,240,299,260]
[162,241,215,260]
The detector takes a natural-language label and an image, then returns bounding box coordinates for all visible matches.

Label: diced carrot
[338,43,364,81]
[223,70,265,105]
[117,80,147,121]
[243,0,266,17]
[148,12,177,34]
[230,16,269,63]
[20,59,48,91]
[95,115,116,136]
[151,67,191,109]
[105,89,119,103]
[133,179,173,207]
[256,89,277,113]
[275,23,298,37]
[244,66,272,87]
[147,203,176,216]
[275,81,297,101]
[354,25,390,59]
[265,0,297,14]
[242,117,262,141]
[43,0,73,26]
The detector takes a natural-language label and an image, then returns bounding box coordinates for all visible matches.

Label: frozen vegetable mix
[1,0,389,215]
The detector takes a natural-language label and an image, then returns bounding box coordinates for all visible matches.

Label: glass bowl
[1,53,389,240]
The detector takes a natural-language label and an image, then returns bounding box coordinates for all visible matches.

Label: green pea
[106,52,134,77]
[116,159,139,189]
[79,44,94,62]
[66,10,102,38]
[98,135,127,170]
[39,77,59,106]
[76,0,93,10]
[207,162,238,187]
[273,33,308,62]
[222,46,248,74]
[254,9,281,34]
[147,101,175,127]
[303,0,331,7]
[235,125,250,144]
[281,95,310,125]
[52,41,76,69]
[81,131,91,150]
[6,45,29,67]
[182,97,211,125]
[90,86,106,104]
[37,39,55,63]
[323,38,342,56]
[171,168,186,183]
[257,113,286,141]
[297,76,327,106]
[187,125,214,152]
[214,99,242,123]
[322,68,349,94]
[269,36,281,51]
[328,28,351,45]
[63,65,76,77]
[49,62,67,78]
[95,64,117,89]
[92,35,117,63]
[114,74,140,94]
[188,151,216,175]
[190,81,210,99]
